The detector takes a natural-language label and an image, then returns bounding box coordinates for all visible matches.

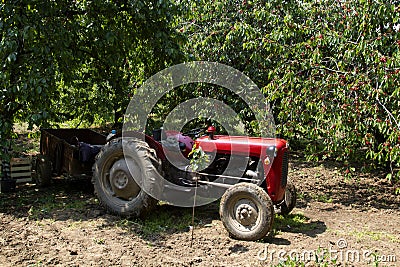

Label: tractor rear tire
[279,180,297,215]
[219,182,274,241]
[92,137,161,217]
[35,155,52,187]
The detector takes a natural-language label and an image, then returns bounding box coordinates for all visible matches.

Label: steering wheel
[183,127,206,137]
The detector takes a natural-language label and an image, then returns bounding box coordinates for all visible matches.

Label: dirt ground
[0,153,399,267]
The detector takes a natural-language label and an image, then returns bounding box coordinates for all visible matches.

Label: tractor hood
[195,135,288,158]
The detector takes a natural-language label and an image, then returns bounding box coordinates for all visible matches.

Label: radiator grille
[281,150,289,187]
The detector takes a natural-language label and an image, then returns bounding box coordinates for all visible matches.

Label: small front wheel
[219,182,274,241]
[279,180,297,215]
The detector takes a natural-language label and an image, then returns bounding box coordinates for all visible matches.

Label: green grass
[116,205,194,238]
[273,213,317,233]
[27,195,87,220]
[273,257,305,267]
[296,191,306,200]
[349,229,400,244]
[0,186,90,220]
[310,193,333,203]
[93,237,106,245]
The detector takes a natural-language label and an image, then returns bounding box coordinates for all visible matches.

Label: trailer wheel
[219,182,274,241]
[35,155,52,187]
[92,137,161,217]
[279,180,297,215]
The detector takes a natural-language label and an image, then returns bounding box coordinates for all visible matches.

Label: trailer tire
[92,137,161,217]
[279,180,297,215]
[35,155,52,187]
[220,182,274,241]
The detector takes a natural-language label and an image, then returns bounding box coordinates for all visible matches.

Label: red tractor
[92,126,296,241]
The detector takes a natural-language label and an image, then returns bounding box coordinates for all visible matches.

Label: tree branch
[375,79,400,131]
[314,66,349,75]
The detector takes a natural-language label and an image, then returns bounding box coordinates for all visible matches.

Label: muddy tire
[279,180,297,215]
[219,182,274,241]
[92,137,161,217]
[35,155,52,187]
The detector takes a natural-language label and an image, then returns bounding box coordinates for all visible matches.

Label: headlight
[266,145,277,158]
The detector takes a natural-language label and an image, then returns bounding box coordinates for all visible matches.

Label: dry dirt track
[0,155,399,267]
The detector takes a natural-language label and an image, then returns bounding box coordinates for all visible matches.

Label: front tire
[219,182,274,241]
[279,180,297,215]
[92,137,161,217]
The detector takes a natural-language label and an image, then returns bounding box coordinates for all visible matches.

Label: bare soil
[1,153,399,267]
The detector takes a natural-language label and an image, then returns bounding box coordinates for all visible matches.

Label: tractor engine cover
[195,135,288,203]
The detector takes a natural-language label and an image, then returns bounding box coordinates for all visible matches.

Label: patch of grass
[93,237,105,245]
[296,191,306,201]
[26,192,88,219]
[12,123,40,155]
[395,187,400,195]
[67,220,83,229]
[117,205,194,238]
[274,213,314,232]
[273,257,305,267]
[140,209,193,237]
[116,219,141,229]
[12,136,40,155]
[349,229,400,243]
[27,261,44,267]
[310,193,333,203]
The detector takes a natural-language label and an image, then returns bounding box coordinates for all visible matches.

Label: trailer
[35,128,107,186]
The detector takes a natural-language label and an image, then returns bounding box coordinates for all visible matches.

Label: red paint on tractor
[196,135,288,203]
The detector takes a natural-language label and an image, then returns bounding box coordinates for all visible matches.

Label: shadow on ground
[0,177,328,245]
[0,180,218,243]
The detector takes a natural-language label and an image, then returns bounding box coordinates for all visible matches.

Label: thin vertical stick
[190,179,198,248]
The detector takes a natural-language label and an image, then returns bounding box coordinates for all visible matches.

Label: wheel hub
[109,158,140,200]
[235,203,258,226]
[112,171,129,189]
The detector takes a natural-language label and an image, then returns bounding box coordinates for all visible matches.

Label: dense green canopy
[177,0,400,180]
[1,0,183,137]
[1,0,399,181]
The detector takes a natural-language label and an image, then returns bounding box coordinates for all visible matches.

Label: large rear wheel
[219,182,274,241]
[92,137,161,217]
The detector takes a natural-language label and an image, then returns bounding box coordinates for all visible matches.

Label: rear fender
[112,131,166,160]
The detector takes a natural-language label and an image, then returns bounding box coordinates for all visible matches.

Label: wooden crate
[9,157,32,183]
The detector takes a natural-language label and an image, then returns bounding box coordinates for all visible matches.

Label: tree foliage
[1,0,183,157]
[1,0,400,182]
[177,0,400,180]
